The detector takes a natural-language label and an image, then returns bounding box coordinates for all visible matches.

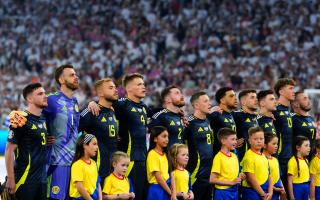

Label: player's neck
[127,94,141,103]
[220,104,231,112]
[98,98,112,109]
[241,106,255,114]
[294,109,308,117]
[165,104,181,114]
[60,86,74,98]
[278,96,290,107]
[193,110,206,120]
[259,108,273,117]
[26,105,42,116]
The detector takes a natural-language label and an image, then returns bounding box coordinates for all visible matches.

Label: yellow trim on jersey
[127,131,132,156]
[191,152,200,185]
[15,147,19,159]
[125,131,133,177]
[97,148,100,170]
[278,132,282,155]
[16,153,31,191]
[126,161,134,177]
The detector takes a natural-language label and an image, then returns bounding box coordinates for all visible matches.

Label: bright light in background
[0,130,8,184]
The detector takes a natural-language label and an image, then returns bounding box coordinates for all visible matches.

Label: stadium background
[1,0,320,183]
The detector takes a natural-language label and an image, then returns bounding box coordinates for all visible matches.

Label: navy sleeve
[79,107,93,133]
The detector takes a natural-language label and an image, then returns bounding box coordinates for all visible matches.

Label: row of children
[70,126,320,200]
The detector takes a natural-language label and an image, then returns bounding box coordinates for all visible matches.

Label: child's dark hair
[293,135,309,177]
[72,134,96,164]
[264,132,277,145]
[149,126,168,152]
[218,128,236,143]
[169,144,188,170]
[248,126,264,137]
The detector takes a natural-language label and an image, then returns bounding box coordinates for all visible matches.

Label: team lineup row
[3,64,318,200]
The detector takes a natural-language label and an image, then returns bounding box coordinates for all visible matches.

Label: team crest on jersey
[109,117,113,121]
[44,123,47,129]
[204,127,208,131]
[285,111,289,115]
[101,117,107,122]
[143,107,147,114]
[52,186,60,194]
[75,104,79,112]
[8,130,14,139]
[308,123,312,126]
[177,121,181,125]
[31,124,37,130]
[138,108,142,113]
[38,123,43,129]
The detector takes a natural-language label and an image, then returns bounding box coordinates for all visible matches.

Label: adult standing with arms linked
[5,83,48,200]
[89,73,148,200]
[79,78,119,186]
[10,65,81,200]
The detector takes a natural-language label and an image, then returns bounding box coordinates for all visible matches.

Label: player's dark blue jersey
[208,111,236,155]
[292,113,317,147]
[8,111,47,185]
[257,115,276,134]
[149,109,184,147]
[79,104,119,177]
[113,98,148,161]
[232,110,258,160]
[232,110,258,140]
[185,115,213,183]
[273,104,293,159]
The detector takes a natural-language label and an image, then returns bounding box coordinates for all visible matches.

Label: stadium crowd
[1,0,320,127]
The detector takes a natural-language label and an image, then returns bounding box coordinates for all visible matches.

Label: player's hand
[170,194,177,200]
[47,135,56,145]
[187,192,194,200]
[232,177,242,185]
[5,176,15,194]
[129,192,135,199]
[265,192,273,200]
[182,116,189,126]
[88,101,100,116]
[120,193,132,199]
[210,106,222,113]
[9,110,28,128]
[279,189,287,200]
[239,173,246,180]
[236,138,244,148]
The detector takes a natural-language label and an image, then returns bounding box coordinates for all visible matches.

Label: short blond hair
[94,78,113,92]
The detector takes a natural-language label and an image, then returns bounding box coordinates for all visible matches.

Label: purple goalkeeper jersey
[43,91,80,166]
